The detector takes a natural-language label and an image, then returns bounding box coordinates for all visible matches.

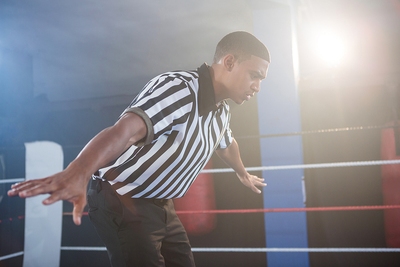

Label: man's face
[226,55,269,105]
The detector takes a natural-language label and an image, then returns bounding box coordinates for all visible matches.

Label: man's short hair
[213,31,270,64]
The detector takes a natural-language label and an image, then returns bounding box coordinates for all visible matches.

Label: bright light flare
[314,32,346,67]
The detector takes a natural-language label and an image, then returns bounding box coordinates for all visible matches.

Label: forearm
[216,138,266,194]
[215,138,247,176]
[67,113,147,178]
[68,129,128,178]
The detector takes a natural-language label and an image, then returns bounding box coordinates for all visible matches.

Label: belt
[90,176,169,207]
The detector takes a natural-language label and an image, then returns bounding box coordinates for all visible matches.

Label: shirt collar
[197,63,218,116]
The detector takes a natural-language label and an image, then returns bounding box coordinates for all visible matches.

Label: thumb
[72,198,86,226]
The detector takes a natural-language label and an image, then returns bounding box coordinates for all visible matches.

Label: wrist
[236,169,248,179]
[66,160,94,180]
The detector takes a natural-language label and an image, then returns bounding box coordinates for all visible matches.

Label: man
[8,31,270,266]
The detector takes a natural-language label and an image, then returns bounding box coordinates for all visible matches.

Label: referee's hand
[237,172,267,194]
[8,169,88,226]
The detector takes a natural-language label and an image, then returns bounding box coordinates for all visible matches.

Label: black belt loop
[90,175,103,193]
[152,199,168,207]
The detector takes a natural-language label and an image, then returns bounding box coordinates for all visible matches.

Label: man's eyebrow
[252,70,266,80]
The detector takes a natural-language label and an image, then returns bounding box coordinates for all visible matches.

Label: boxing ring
[1,125,400,266]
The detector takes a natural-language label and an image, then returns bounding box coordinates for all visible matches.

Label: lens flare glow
[315,32,346,67]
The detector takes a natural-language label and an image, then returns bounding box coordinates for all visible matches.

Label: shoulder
[156,69,199,84]
[142,69,199,94]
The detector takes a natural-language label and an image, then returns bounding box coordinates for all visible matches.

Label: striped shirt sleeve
[122,72,195,144]
[218,126,233,149]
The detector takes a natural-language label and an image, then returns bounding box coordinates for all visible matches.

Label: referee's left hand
[237,172,266,194]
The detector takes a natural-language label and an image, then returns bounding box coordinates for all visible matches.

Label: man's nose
[252,80,261,92]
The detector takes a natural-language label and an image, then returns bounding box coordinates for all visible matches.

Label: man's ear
[223,54,236,71]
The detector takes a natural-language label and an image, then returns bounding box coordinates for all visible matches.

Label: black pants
[87,179,196,267]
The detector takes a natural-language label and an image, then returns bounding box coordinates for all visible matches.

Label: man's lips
[245,93,254,100]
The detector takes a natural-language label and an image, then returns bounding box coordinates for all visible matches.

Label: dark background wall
[300,79,400,266]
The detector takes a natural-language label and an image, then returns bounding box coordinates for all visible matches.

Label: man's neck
[209,64,227,104]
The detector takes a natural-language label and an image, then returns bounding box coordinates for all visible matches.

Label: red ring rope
[60,205,400,217]
[175,205,400,214]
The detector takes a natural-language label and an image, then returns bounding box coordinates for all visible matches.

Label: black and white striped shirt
[97,63,233,199]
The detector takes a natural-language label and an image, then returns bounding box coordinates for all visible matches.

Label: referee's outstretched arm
[8,112,147,225]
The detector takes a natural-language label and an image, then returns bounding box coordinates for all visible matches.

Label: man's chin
[232,98,245,105]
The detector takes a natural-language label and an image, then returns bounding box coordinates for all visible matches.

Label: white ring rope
[2,159,400,184]
[200,159,400,173]
[62,246,107,251]
[0,178,24,184]
[0,251,24,261]
[3,246,400,261]
[60,246,400,253]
